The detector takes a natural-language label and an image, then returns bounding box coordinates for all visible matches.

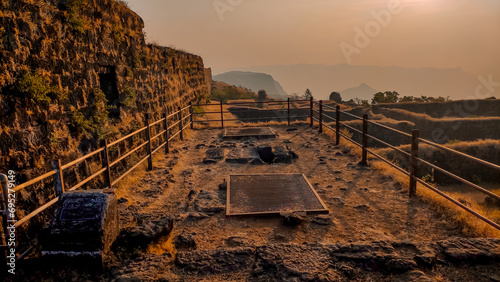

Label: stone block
[42,190,119,263]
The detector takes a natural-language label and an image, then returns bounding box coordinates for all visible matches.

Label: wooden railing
[2,98,500,258]
[310,100,500,231]
[0,104,194,257]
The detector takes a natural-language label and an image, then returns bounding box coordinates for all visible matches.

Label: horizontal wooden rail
[149,117,166,127]
[416,157,500,201]
[367,135,411,157]
[419,138,500,171]
[15,197,59,228]
[12,170,56,192]
[111,155,150,186]
[68,167,108,192]
[61,148,104,170]
[108,126,147,147]
[109,140,149,167]
[338,110,364,120]
[338,121,363,135]
[367,120,412,138]
[415,177,500,230]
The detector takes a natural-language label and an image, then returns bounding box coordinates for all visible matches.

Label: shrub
[122,85,137,108]
[65,0,88,34]
[17,69,52,105]
[192,106,205,117]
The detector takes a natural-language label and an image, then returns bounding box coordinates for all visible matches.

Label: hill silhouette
[213,71,289,99]
[235,64,478,101]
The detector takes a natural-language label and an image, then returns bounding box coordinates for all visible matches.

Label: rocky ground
[13,125,500,281]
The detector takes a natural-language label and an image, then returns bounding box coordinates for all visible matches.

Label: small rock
[280,211,306,226]
[203,158,218,164]
[205,169,212,172]
[175,231,197,249]
[354,204,370,210]
[335,152,342,156]
[332,197,346,206]
[286,128,298,131]
[340,187,347,191]
[186,212,210,221]
[385,258,417,273]
[273,146,292,164]
[313,214,333,225]
[319,162,327,165]
[205,148,224,160]
[283,139,292,143]
[326,185,333,188]
[226,236,249,247]
[333,170,342,174]
[342,148,351,154]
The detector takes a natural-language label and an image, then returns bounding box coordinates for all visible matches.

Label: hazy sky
[126,0,500,76]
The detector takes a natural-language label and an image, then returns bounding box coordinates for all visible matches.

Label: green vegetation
[122,85,137,108]
[192,106,205,117]
[372,91,451,104]
[303,88,313,100]
[16,68,69,105]
[446,139,461,145]
[71,88,114,140]
[211,85,257,103]
[372,91,400,104]
[65,0,88,34]
[112,25,125,43]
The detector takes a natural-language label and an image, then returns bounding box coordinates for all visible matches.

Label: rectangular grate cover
[227,174,329,216]
[223,127,276,139]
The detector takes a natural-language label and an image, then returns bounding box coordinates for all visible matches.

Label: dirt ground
[126,125,468,249]
[13,125,500,281]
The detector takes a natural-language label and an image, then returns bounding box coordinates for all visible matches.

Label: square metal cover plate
[223,127,276,139]
[227,174,329,216]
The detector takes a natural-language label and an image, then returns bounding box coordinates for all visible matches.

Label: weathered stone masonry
[0,0,210,177]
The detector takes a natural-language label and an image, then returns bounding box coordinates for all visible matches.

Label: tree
[371,91,400,104]
[329,92,342,103]
[304,89,313,100]
[289,93,301,100]
[257,89,268,101]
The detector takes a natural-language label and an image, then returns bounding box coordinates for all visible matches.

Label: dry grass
[320,123,500,237]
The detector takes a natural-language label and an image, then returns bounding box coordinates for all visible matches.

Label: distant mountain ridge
[230,64,478,101]
[340,83,378,101]
[213,71,288,99]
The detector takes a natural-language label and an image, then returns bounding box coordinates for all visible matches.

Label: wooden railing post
[335,105,340,145]
[220,101,224,129]
[318,100,323,133]
[287,98,291,126]
[51,159,65,197]
[189,102,194,130]
[163,112,169,154]
[309,97,313,127]
[100,139,112,189]
[409,129,420,197]
[145,114,153,171]
[178,106,184,141]
[360,114,368,165]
